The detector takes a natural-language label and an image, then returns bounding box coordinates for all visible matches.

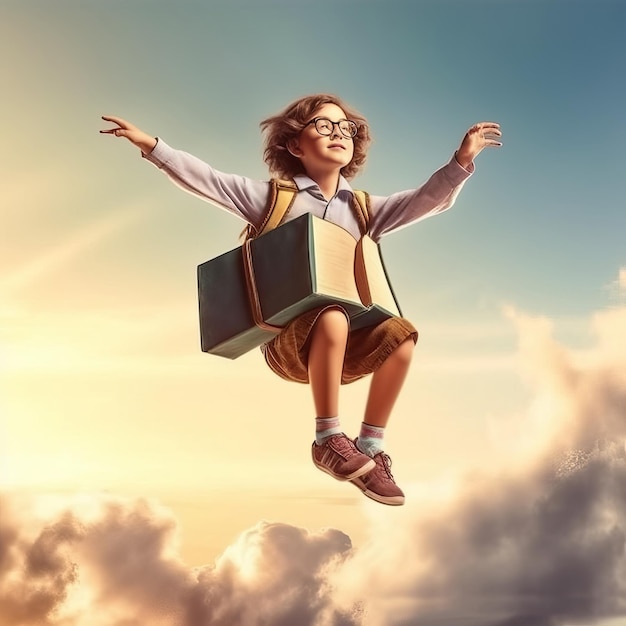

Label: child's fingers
[99,115,133,137]
[468,122,501,137]
[473,121,500,129]
[99,127,126,137]
[102,114,124,124]
[101,115,134,130]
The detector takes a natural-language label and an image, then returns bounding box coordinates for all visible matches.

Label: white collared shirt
[144,139,473,242]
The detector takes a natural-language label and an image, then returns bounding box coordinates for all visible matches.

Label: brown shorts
[261,305,418,385]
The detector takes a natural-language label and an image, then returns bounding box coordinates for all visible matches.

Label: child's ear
[286,138,303,158]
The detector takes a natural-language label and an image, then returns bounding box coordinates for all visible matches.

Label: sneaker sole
[350,477,405,506]
[312,457,376,482]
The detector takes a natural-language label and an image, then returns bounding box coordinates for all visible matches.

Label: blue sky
[2,1,626,624]
[6,0,625,321]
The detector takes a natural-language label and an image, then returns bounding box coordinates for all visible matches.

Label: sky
[1,0,626,624]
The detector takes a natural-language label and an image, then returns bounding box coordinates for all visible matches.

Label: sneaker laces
[328,434,358,457]
[379,453,395,480]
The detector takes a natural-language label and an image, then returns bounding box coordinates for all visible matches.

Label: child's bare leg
[307,308,349,417]
[363,337,414,427]
[350,337,415,507]
[356,337,415,459]
[308,308,375,482]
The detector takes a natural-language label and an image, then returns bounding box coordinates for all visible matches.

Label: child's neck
[307,169,341,201]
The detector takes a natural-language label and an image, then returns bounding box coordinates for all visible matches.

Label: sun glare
[216,526,262,582]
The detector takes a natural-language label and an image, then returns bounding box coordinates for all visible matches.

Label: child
[101,94,501,506]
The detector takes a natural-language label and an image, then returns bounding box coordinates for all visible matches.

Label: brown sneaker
[350,444,405,506]
[312,433,376,481]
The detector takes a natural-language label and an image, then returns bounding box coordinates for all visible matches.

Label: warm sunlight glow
[3,0,626,622]
[217,527,262,582]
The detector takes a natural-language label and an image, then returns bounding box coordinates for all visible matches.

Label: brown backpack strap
[351,189,371,235]
[245,179,298,241]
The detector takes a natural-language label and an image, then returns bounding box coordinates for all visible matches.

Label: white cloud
[3,305,626,626]
[331,305,626,626]
[606,268,626,305]
[0,493,359,626]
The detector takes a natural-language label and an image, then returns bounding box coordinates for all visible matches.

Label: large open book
[198,213,401,359]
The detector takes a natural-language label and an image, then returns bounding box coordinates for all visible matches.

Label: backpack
[242,179,371,241]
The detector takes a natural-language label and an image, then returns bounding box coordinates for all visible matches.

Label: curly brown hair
[260,93,371,181]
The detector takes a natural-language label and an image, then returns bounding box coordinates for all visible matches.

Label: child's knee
[391,337,415,367]
[312,308,349,342]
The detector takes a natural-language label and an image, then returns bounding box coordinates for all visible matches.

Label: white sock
[315,416,341,444]
[356,422,385,457]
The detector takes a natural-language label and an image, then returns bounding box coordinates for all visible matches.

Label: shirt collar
[292,174,354,197]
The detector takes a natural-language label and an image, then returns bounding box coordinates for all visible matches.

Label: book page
[355,237,401,316]
[311,218,361,304]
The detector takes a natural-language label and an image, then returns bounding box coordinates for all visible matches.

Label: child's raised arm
[100,115,157,155]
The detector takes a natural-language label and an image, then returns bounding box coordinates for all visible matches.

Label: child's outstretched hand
[100,115,157,154]
[455,122,502,170]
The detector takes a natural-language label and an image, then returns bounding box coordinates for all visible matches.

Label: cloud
[332,305,626,626]
[196,522,357,626]
[606,267,626,305]
[3,304,626,626]
[0,493,359,626]
[0,501,82,626]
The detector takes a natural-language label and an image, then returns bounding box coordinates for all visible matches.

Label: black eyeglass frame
[304,117,358,139]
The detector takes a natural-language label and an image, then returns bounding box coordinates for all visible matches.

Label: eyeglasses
[305,117,358,139]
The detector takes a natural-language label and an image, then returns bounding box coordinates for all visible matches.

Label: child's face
[289,103,355,177]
